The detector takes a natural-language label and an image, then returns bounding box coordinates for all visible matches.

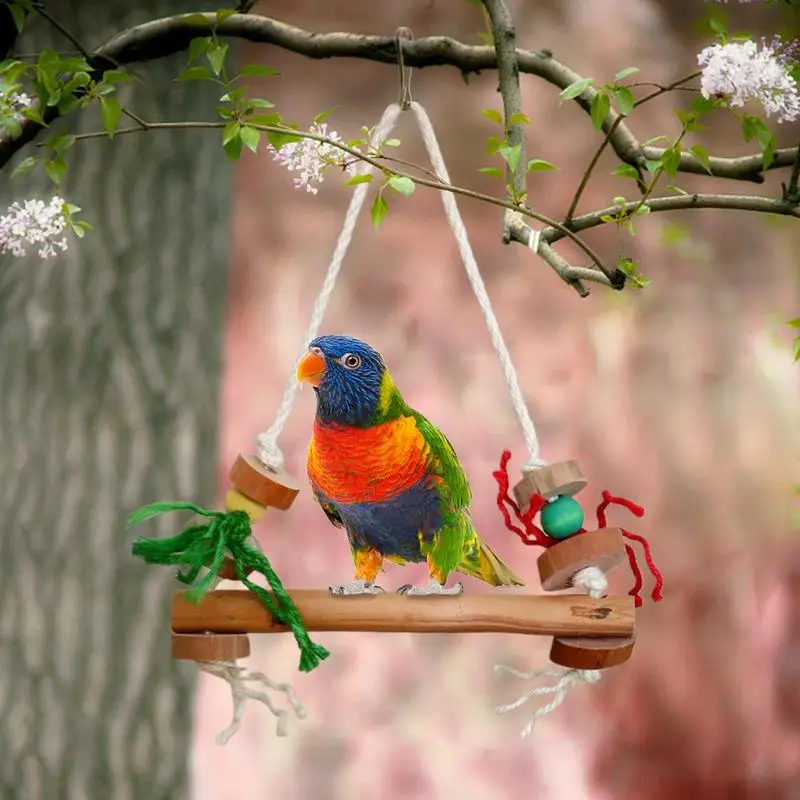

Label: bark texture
[0,2,229,798]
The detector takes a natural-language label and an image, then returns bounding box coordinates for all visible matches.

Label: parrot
[295,334,525,596]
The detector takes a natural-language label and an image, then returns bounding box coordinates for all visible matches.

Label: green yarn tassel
[127,501,330,672]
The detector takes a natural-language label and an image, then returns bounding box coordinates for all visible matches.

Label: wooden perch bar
[172,590,635,638]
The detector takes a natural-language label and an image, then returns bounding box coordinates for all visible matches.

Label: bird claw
[397,580,464,597]
[329,580,385,596]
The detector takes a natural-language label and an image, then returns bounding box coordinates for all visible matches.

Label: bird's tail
[458,535,525,587]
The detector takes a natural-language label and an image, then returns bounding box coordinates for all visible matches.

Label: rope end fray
[199,660,307,744]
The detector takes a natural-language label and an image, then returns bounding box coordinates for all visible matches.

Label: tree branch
[542,193,800,245]
[1,11,795,185]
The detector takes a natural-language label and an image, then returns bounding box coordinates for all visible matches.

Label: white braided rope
[198,660,307,744]
[410,101,545,472]
[256,103,403,471]
[494,566,607,737]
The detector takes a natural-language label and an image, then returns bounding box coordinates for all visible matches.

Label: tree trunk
[0,3,229,798]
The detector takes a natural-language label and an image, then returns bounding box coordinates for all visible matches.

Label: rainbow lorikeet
[296,334,524,596]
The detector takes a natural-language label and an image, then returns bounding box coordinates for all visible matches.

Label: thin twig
[784,139,800,202]
[32,3,91,60]
[564,71,702,224]
[60,118,611,277]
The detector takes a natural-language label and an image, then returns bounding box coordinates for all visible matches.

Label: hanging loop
[396,27,414,110]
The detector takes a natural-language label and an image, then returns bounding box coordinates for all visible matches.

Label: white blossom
[0,89,34,125]
[268,122,361,194]
[698,38,800,122]
[0,197,69,259]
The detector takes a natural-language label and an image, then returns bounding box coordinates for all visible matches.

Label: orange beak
[296,350,326,387]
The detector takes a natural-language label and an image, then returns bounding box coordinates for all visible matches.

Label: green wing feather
[408,408,471,509]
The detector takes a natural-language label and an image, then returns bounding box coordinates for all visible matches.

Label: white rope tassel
[410,102,545,472]
[494,566,606,736]
[256,103,403,471]
[199,660,308,744]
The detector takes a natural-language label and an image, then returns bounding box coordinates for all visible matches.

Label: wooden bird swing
[127,63,663,744]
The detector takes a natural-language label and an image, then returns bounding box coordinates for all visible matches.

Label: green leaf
[188,37,211,64]
[526,158,558,172]
[47,132,75,155]
[0,116,22,137]
[485,135,503,155]
[267,130,302,149]
[101,69,132,84]
[690,96,717,117]
[247,113,280,126]
[614,66,640,81]
[786,317,800,329]
[478,166,504,178]
[481,108,503,124]
[177,66,212,81]
[222,121,240,146]
[370,194,389,228]
[388,175,415,196]
[248,97,274,108]
[241,63,280,77]
[508,112,531,125]
[612,163,640,179]
[559,77,593,101]
[216,8,237,23]
[9,3,27,32]
[382,138,401,147]
[240,125,261,153]
[99,96,121,137]
[346,174,373,185]
[660,145,681,179]
[182,12,212,26]
[498,144,521,172]
[590,91,610,129]
[611,86,635,116]
[643,135,669,146]
[313,107,334,125]
[11,156,37,178]
[45,156,66,185]
[223,132,242,161]
[709,16,727,37]
[688,144,712,174]
[206,42,229,76]
[794,337,800,362]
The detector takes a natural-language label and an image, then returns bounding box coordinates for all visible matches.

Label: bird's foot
[397,579,464,597]
[329,579,385,596]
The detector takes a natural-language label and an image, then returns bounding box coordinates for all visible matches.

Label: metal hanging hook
[395,27,414,110]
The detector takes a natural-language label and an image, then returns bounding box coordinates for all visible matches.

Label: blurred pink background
[192,1,798,798]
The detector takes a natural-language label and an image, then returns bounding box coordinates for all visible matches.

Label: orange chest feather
[307,417,431,504]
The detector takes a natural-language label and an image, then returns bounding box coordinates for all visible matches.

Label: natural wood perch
[171,589,635,637]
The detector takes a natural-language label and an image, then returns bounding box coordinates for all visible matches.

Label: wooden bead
[171,633,251,661]
[229,453,300,511]
[537,527,626,591]
[513,460,587,510]
[540,495,585,539]
[549,634,636,670]
[224,488,267,522]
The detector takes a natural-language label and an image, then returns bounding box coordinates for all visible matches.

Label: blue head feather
[309,335,386,427]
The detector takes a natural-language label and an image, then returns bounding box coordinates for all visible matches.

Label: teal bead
[540,495,584,539]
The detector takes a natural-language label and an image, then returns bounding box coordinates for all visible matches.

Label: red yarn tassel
[596,490,664,606]
[493,451,553,548]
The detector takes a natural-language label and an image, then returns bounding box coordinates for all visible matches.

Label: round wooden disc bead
[171,633,251,661]
[550,634,636,670]
[229,454,300,511]
[513,460,588,511]
[537,527,626,591]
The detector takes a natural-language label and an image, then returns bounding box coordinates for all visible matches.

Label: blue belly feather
[316,477,443,562]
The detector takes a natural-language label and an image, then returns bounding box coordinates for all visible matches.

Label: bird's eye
[310,346,323,356]
[341,353,361,370]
